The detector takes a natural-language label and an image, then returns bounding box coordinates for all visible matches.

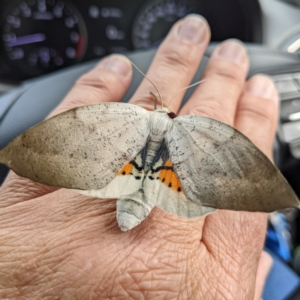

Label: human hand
[0,15,275,299]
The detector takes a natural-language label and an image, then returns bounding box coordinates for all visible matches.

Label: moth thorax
[116,191,154,231]
[149,111,173,141]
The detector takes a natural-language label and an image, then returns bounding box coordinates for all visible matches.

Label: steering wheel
[1,45,300,193]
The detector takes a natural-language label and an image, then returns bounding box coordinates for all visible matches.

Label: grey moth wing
[166,115,299,212]
[0,103,150,190]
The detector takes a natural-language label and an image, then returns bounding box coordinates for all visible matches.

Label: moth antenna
[150,92,157,110]
[129,60,163,109]
[167,80,206,109]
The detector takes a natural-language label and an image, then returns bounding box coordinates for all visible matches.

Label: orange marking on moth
[159,159,182,192]
[117,163,133,176]
[164,159,172,167]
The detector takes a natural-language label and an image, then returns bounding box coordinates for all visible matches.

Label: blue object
[263,249,300,300]
[266,213,292,262]
[266,229,292,262]
[263,213,300,299]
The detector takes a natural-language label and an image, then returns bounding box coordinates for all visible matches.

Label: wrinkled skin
[0,15,276,299]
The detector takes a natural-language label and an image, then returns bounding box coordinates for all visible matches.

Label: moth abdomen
[116,191,154,231]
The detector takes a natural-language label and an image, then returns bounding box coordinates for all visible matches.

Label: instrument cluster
[0,0,261,82]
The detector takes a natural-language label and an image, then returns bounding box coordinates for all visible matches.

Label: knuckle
[52,68,129,115]
[159,43,195,73]
[213,71,242,89]
[76,71,117,93]
[239,97,277,128]
[205,61,245,88]
[240,108,274,130]
[59,72,121,110]
[238,108,275,156]
[188,102,233,125]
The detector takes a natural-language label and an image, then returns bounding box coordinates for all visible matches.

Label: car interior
[1,0,300,298]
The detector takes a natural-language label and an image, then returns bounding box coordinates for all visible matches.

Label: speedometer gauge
[132,0,194,49]
[1,0,87,75]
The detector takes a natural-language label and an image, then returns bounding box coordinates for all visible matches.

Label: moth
[0,101,299,230]
[0,64,299,231]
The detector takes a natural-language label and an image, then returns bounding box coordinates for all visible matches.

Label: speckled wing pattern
[79,146,146,199]
[165,115,299,212]
[144,141,216,218]
[0,103,150,190]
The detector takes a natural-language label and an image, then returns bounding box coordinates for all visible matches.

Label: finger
[1,55,132,203]
[179,40,249,126]
[254,251,273,300]
[235,75,279,159]
[130,14,210,112]
[201,76,279,293]
[50,54,132,116]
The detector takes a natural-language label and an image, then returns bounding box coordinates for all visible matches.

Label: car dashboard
[0,0,261,83]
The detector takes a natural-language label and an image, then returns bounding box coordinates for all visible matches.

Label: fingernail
[215,40,247,66]
[246,75,276,99]
[97,55,131,77]
[177,14,208,45]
